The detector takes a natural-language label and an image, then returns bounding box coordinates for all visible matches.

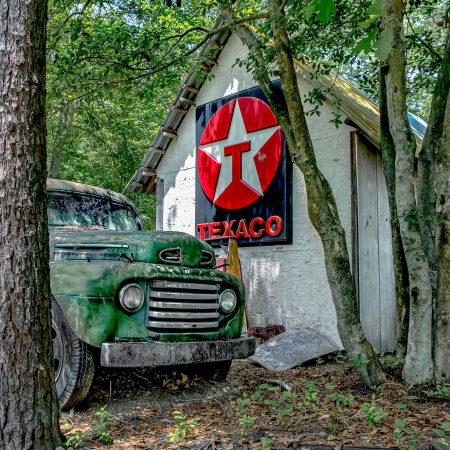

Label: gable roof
[127,27,424,194]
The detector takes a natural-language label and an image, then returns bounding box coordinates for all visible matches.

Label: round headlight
[119,284,144,312]
[219,289,237,313]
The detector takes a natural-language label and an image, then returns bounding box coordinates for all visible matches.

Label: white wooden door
[355,134,396,352]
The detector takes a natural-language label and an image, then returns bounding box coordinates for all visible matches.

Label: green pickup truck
[47,179,255,409]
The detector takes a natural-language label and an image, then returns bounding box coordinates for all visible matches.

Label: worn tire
[51,300,95,410]
[196,360,232,381]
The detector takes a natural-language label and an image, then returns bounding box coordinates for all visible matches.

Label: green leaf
[374,28,394,61]
[303,0,336,24]
[393,431,404,439]
[396,402,408,409]
[433,428,445,436]
[358,17,376,30]
[394,419,407,429]
[368,0,383,16]
[304,3,316,21]
[433,443,446,450]
[442,422,450,432]
[315,0,337,24]
[353,29,377,55]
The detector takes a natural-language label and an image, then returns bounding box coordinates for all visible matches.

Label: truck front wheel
[51,300,95,410]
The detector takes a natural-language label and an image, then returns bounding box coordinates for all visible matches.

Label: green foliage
[360,397,388,425]
[303,0,337,24]
[424,383,450,400]
[238,414,258,435]
[382,354,404,367]
[93,405,113,444]
[392,417,419,449]
[304,381,320,404]
[45,0,445,227]
[325,392,355,406]
[64,433,85,449]
[168,409,198,443]
[348,0,447,118]
[432,422,450,449]
[255,437,273,450]
[58,405,113,449]
[235,382,299,433]
[47,0,215,227]
[373,28,394,61]
[396,402,408,410]
[352,354,368,367]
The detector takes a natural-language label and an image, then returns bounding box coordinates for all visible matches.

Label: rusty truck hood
[49,230,215,268]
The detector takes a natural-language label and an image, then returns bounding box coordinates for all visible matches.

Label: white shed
[128,29,425,352]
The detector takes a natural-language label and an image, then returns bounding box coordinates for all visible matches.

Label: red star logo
[198,97,283,210]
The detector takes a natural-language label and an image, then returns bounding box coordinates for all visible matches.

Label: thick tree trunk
[382,0,433,384]
[379,67,409,358]
[0,0,61,448]
[221,0,384,387]
[49,100,75,179]
[430,29,450,380]
[434,93,450,380]
[416,30,450,279]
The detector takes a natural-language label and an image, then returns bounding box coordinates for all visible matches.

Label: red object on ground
[247,325,286,343]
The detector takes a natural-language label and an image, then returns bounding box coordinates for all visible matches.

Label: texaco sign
[195,85,292,245]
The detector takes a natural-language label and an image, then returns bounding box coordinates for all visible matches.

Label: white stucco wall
[156,34,357,345]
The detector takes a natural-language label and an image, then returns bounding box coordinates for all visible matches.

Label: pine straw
[61,359,449,449]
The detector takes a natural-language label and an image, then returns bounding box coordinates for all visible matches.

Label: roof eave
[126,25,232,194]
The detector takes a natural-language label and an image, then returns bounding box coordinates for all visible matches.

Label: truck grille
[148,280,220,331]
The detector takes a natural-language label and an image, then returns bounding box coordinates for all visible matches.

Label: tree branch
[406,14,443,62]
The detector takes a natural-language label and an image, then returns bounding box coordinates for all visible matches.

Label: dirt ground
[61,358,450,450]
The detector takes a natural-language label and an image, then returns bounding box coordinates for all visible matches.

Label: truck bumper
[100,337,256,368]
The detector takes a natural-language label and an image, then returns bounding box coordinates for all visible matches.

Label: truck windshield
[48,192,142,231]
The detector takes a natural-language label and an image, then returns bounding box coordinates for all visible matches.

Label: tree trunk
[416,31,450,280]
[221,0,384,388]
[429,29,450,380]
[0,0,61,448]
[49,100,75,179]
[382,0,433,384]
[434,93,450,380]
[379,67,409,358]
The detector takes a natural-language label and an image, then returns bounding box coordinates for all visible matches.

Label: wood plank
[172,107,188,114]
[183,85,200,94]
[180,97,196,106]
[356,135,381,350]
[376,152,397,352]
[161,127,177,139]
[140,168,156,177]
[350,132,359,305]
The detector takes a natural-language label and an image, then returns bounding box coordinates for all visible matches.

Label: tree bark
[379,67,409,358]
[221,0,384,387]
[0,0,61,448]
[49,100,75,179]
[382,0,433,384]
[430,28,450,380]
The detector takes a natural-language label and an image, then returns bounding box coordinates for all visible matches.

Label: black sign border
[195,82,293,248]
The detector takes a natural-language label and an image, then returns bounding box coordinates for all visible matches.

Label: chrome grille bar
[148,281,220,332]
[149,301,218,310]
[151,281,218,291]
[149,311,219,320]
[148,321,218,330]
[150,291,219,301]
